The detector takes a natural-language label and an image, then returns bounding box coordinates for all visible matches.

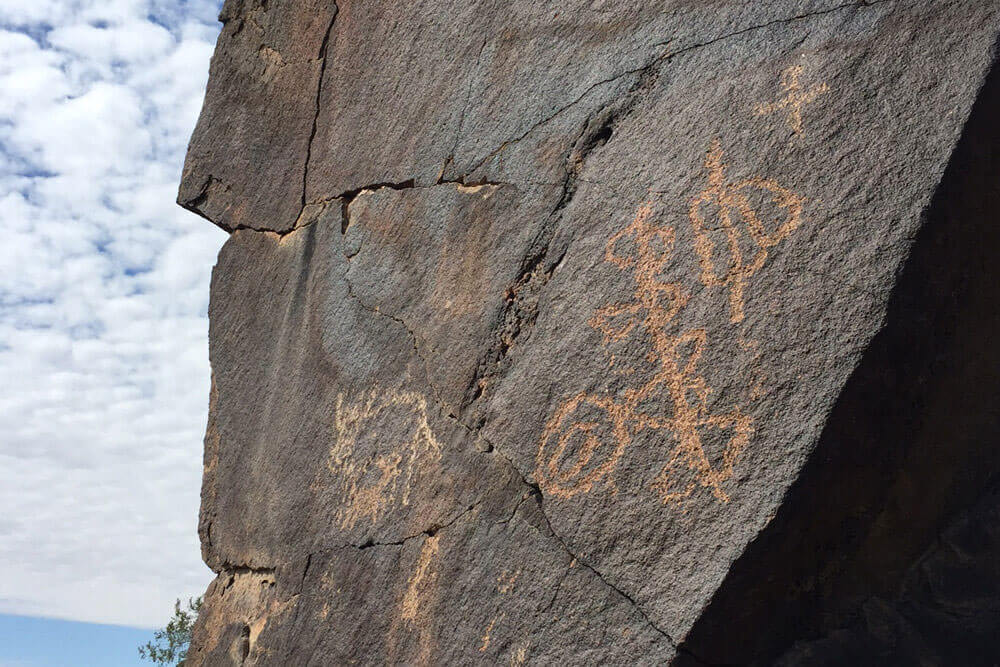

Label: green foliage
[138,597,203,666]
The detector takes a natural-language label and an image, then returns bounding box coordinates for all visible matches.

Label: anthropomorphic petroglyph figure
[537,202,753,504]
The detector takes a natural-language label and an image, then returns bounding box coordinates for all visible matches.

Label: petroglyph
[755,65,829,135]
[537,202,754,504]
[497,569,520,595]
[328,389,442,529]
[400,535,440,665]
[479,568,520,652]
[536,393,632,498]
[509,642,530,666]
[480,613,504,652]
[401,536,440,622]
[537,139,805,503]
[689,140,806,323]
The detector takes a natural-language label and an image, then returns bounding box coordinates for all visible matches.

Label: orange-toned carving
[689,140,805,322]
[328,389,442,529]
[537,202,754,504]
[401,536,440,623]
[509,642,530,665]
[496,568,520,595]
[479,613,504,652]
[755,65,829,135]
[536,393,632,497]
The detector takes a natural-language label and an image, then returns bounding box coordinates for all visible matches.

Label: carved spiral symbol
[535,392,630,498]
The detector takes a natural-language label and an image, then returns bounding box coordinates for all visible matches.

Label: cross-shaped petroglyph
[755,65,829,135]
[689,139,806,323]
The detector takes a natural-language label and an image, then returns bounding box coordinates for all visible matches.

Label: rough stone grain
[180,0,1000,664]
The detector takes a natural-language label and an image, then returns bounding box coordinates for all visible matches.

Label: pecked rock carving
[328,389,443,530]
[537,199,755,505]
[181,0,1000,664]
[754,65,830,137]
[689,139,806,324]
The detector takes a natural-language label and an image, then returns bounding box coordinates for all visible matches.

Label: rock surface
[180,1,1000,664]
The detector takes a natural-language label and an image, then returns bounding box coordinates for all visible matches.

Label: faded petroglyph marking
[755,65,829,135]
[497,569,520,595]
[396,535,441,665]
[401,536,440,623]
[480,569,520,652]
[690,140,805,323]
[537,202,754,504]
[510,642,530,666]
[479,613,505,652]
[328,389,442,529]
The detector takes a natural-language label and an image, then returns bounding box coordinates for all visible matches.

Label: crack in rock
[340,274,451,417]
[455,0,892,181]
[335,262,678,645]
[353,499,485,551]
[300,4,340,218]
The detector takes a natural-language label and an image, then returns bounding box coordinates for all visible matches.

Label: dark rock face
[180,1,1000,664]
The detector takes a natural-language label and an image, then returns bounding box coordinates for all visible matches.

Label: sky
[0,0,226,645]
[0,614,155,667]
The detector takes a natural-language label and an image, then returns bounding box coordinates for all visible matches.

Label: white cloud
[18,82,152,174]
[0,0,73,27]
[48,20,175,65]
[0,0,225,628]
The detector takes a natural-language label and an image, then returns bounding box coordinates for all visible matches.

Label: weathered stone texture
[181,0,1000,664]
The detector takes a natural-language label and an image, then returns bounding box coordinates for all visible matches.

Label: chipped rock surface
[180,1,1000,664]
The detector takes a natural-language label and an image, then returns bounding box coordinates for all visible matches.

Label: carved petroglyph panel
[536,137,808,505]
[537,198,758,506]
[328,389,442,529]
[755,65,829,135]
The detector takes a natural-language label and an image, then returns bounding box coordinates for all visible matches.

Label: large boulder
[180,1,1000,663]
